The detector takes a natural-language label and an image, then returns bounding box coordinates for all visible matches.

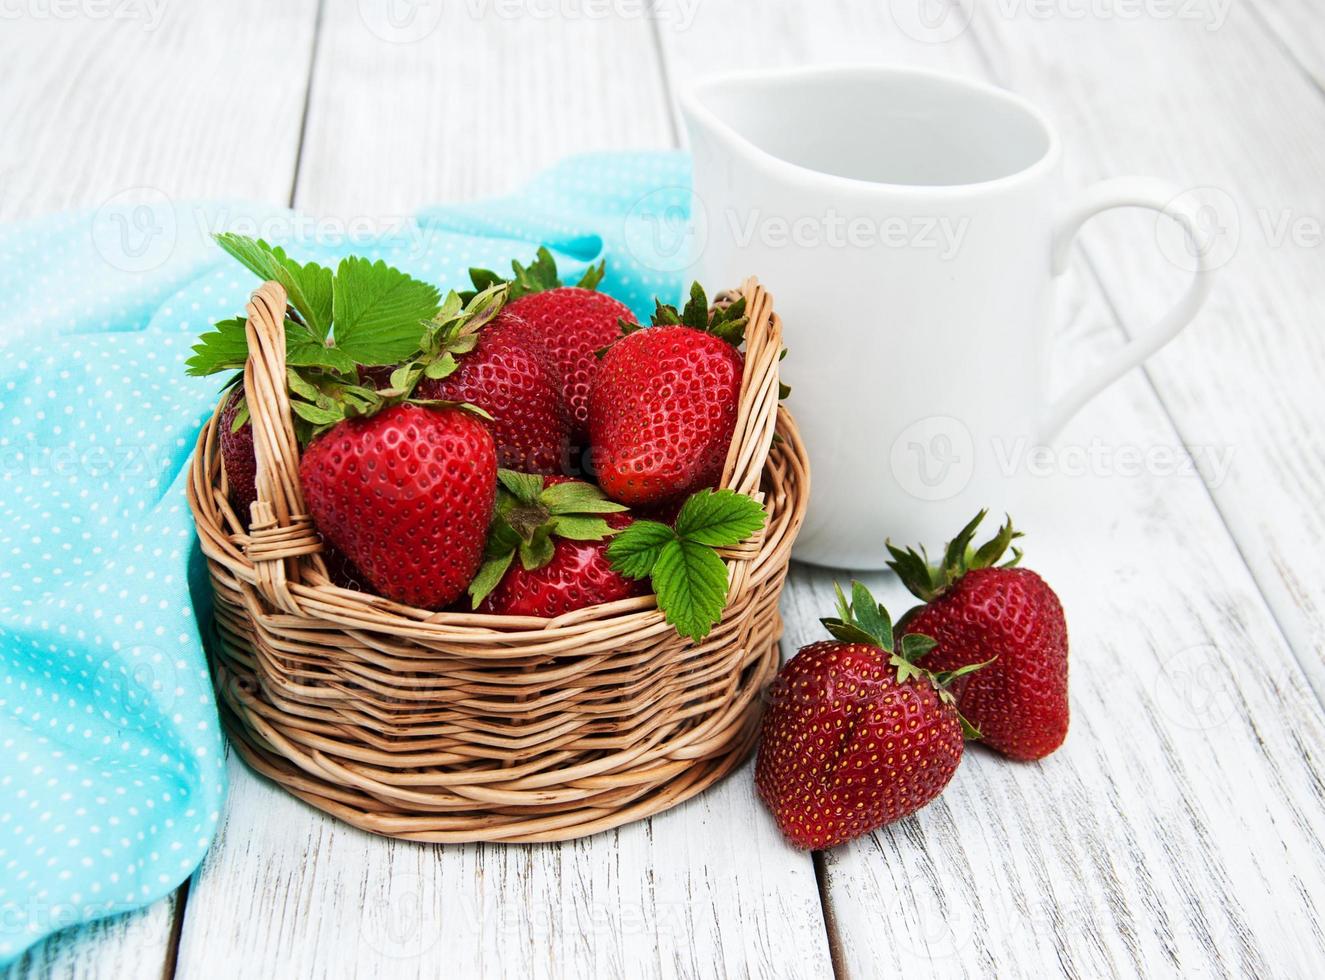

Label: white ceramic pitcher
[679,65,1213,568]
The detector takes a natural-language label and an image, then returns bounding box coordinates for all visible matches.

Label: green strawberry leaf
[468,551,515,609]
[606,520,677,581]
[332,256,442,365]
[213,234,334,339]
[547,515,617,541]
[518,526,556,571]
[900,632,938,663]
[285,320,357,375]
[540,480,627,516]
[672,489,767,547]
[497,469,545,505]
[186,317,250,376]
[651,538,730,642]
[850,581,894,651]
[576,260,606,290]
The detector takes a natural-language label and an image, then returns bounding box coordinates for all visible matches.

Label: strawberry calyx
[886,509,1025,603]
[461,246,606,304]
[820,580,991,738]
[644,281,748,346]
[468,471,629,608]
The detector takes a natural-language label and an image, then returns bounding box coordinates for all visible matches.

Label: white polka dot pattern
[0,151,691,964]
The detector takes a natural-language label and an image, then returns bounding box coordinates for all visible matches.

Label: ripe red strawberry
[299,404,497,609]
[889,512,1069,762]
[219,386,257,524]
[588,284,746,507]
[415,320,568,474]
[468,249,630,445]
[755,583,976,850]
[469,473,646,617]
[499,289,629,443]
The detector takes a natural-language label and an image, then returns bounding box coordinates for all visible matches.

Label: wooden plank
[1250,0,1325,88]
[972,0,1325,697]
[0,2,318,222]
[175,6,833,978]
[658,1,1325,977]
[291,1,675,215]
[0,3,317,976]
[1,896,180,980]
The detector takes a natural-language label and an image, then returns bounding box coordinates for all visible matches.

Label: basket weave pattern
[187,278,809,843]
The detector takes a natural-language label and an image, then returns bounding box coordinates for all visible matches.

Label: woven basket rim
[186,276,802,635]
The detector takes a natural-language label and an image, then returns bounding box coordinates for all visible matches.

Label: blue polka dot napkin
[0,151,691,964]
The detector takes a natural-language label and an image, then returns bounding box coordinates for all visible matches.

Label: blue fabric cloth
[0,151,691,963]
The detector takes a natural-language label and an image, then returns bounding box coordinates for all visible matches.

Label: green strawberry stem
[886,510,1025,603]
[819,580,991,739]
[468,471,628,608]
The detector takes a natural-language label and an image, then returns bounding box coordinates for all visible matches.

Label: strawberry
[219,386,257,524]
[588,284,747,507]
[755,582,980,850]
[468,472,646,617]
[467,249,630,447]
[358,284,568,475]
[888,511,1069,762]
[299,404,497,609]
[415,319,568,474]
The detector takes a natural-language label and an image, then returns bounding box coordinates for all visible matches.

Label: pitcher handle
[1041,177,1214,440]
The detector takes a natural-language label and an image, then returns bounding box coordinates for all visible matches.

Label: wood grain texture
[660,1,1325,976]
[0,1,318,222]
[173,4,833,978]
[0,896,178,980]
[291,0,674,216]
[0,3,316,976]
[1250,0,1325,88]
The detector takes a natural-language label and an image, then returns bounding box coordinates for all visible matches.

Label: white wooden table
[3,2,1324,977]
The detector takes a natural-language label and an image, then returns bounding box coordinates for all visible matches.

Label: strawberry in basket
[589,284,748,507]
[756,583,986,850]
[300,404,496,610]
[467,472,646,617]
[463,249,632,450]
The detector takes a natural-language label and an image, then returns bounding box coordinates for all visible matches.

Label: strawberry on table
[755,582,982,850]
[589,283,747,507]
[468,472,646,618]
[888,511,1069,761]
[300,404,497,610]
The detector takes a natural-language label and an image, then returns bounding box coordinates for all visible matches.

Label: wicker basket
[186,276,809,843]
